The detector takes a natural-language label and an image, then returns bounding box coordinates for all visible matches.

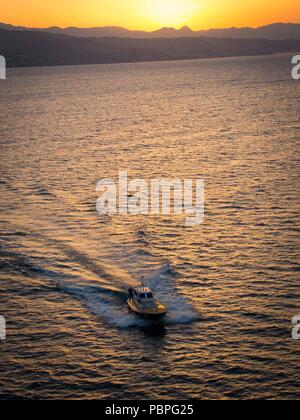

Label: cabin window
[147,293,153,299]
[139,293,146,299]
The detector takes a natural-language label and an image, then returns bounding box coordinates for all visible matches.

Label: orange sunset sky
[1,0,300,30]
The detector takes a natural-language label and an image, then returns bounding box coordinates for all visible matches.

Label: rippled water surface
[0,54,299,399]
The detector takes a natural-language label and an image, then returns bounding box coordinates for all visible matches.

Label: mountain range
[1,27,300,68]
[1,22,300,40]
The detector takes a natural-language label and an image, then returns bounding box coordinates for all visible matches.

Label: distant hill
[1,28,300,68]
[1,22,300,40]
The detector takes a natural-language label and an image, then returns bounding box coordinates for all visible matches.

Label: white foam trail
[58,261,199,329]
[139,262,200,326]
[161,291,200,325]
[85,292,149,329]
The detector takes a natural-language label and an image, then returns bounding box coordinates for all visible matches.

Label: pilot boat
[127,286,167,320]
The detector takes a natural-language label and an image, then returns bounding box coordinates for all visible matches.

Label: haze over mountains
[1,22,300,40]
[1,27,300,68]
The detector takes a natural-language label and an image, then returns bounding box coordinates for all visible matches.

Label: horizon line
[1,20,300,32]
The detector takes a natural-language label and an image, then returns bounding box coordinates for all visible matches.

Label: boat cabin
[133,287,155,302]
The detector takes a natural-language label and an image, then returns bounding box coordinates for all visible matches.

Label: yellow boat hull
[127,298,167,320]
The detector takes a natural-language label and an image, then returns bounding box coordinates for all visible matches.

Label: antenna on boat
[140,276,146,287]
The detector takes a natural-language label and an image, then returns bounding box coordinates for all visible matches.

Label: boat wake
[58,262,199,329]
[2,182,199,330]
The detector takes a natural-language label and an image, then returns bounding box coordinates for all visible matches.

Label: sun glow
[141,0,200,28]
[1,0,300,31]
